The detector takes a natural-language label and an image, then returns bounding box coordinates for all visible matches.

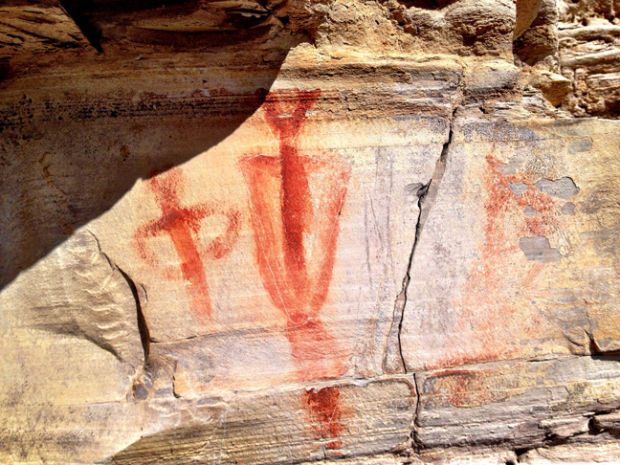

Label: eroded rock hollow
[1,0,619,463]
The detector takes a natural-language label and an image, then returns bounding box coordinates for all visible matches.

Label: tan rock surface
[1,0,619,464]
[402,118,620,368]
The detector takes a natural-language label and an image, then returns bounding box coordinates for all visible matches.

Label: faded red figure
[134,168,240,323]
[240,90,351,382]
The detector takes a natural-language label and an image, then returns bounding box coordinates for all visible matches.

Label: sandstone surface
[1,0,619,464]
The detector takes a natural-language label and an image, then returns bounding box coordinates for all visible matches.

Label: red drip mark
[304,387,344,450]
[134,168,240,323]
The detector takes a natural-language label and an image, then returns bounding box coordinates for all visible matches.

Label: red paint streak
[134,169,240,323]
[263,90,321,306]
[242,153,350,380]
[442,372,477,408]
[432,368,479,378]
[483,153,557,240]
[523,262,545,287]
[304,387,344,449]
[287,320,346,381]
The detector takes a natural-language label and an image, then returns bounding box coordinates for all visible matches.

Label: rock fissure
[411,371,424,452]
[87,230,151,377]
[84,231,149,364]
[116,266,150,362]
[385,104,457,375]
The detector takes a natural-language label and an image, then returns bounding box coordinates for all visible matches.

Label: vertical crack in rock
[116,267,150,362]
[383,108,456,374]
[411,372,423,452]
[116,265,155,401]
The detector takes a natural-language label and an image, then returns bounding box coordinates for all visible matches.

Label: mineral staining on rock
[1,0,619,464]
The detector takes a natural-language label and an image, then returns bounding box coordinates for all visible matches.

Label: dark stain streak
[18,15,57,25]
[0,21,55,41]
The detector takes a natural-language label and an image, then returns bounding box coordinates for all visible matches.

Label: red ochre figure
[134,169,240,323]
[241,89,350,448]
[241,89,351,380]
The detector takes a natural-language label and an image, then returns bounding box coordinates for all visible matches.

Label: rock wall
[0,1,619,464]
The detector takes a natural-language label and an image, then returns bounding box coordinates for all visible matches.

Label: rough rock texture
[515,0,620,115]
[0,0,619,464]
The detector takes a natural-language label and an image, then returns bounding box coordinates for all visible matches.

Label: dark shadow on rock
[0,1,312,290]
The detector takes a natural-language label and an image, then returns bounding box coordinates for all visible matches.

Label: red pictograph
[134,169,240,323]
[241,89,351,380]
[241,89,351,449]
